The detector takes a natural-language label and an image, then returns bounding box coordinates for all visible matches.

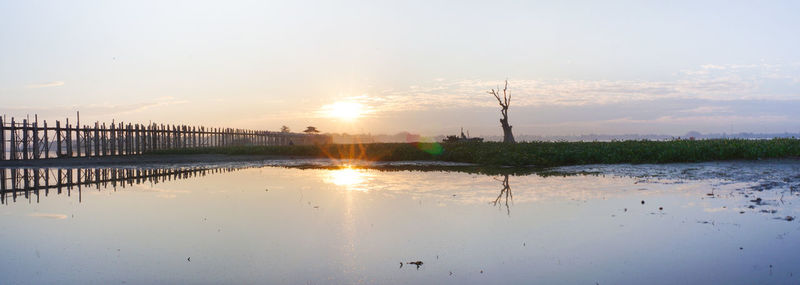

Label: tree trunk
[500,118,515,143]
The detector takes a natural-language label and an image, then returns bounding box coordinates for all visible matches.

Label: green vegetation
[146,138,800,167]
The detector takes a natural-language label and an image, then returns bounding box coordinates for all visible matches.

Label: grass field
[146,138,800,167]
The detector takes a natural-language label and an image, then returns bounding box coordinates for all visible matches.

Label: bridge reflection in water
[0,166,241,204]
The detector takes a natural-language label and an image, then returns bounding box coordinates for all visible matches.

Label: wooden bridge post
[178,125,182,149]
[0,116,5,161]
[173,125,178,149]
[84,125,90,157]
[148,124,154,152]
[122,123,128,155]
[43,121,49,159]
[110,123,116,155]
[55,121,61,157]
[32,120,39,159]
[101,123,107,156]
[150,124,156,151]
[119,123,124,155]
[75,123,81,158]
[144,124,149,153]
[134,124,140,154]
[166,124,170,149]
[158,124,164,150]
[94,122,100,157]
[65,120,72,157]
[0,168,5,192]
[139,124,145,153]
[127,123,133,155]
[22,119,29,160]
[121,123,126,155]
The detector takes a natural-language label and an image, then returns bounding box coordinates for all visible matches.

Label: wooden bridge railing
[0,115,330,161]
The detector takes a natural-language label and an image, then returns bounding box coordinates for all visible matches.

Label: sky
[1,0,799,137]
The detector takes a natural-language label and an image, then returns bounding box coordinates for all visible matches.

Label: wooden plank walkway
[0,114,329,161]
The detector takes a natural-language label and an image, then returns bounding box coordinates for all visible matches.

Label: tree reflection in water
[492,174,513,215]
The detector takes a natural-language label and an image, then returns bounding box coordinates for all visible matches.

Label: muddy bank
[553,158,800,186]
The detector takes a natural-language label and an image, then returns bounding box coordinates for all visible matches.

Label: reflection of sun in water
[321,101,367,121]
[324,166,372,191]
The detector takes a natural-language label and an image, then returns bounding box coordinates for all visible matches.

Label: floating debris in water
[659,207,663,211]
[187,257,191,262]
[641,200,645,205]
[406,261,423,269]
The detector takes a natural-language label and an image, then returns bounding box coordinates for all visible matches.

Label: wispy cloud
[333,63,800,114]
[679,106,732,114]
[2,97,188,119]
[29,213,68,219]
[26,81,65,88]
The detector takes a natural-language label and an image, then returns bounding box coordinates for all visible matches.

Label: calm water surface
[1,160,799,284]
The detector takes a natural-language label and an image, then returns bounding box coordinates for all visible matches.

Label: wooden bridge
[0,114,329,161]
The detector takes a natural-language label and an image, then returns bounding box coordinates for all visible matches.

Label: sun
[322,101,366,120]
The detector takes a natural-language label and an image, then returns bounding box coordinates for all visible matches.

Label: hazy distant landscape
[328,131,800,144]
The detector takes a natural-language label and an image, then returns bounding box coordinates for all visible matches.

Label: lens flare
[412,137,443,155]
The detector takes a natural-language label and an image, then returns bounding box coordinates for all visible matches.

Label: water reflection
[323,166,373,192]
[0,161,798,284]
[0,167,242,204]
[492,174,513,215]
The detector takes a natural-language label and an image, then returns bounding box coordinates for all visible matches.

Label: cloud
[29,213,68,219]
[26,81,65,88]
[2,97,189,120]
[679,106,732,114]
[332,62,800,114]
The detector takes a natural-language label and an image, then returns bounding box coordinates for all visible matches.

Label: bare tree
[489,80,515,143]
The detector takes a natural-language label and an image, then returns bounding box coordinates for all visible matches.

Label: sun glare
[322,101,366,120]
[323,166,371,191]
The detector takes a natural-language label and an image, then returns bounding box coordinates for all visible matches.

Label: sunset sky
[2,1,799,137]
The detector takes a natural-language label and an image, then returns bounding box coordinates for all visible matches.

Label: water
[1,160,799,284]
